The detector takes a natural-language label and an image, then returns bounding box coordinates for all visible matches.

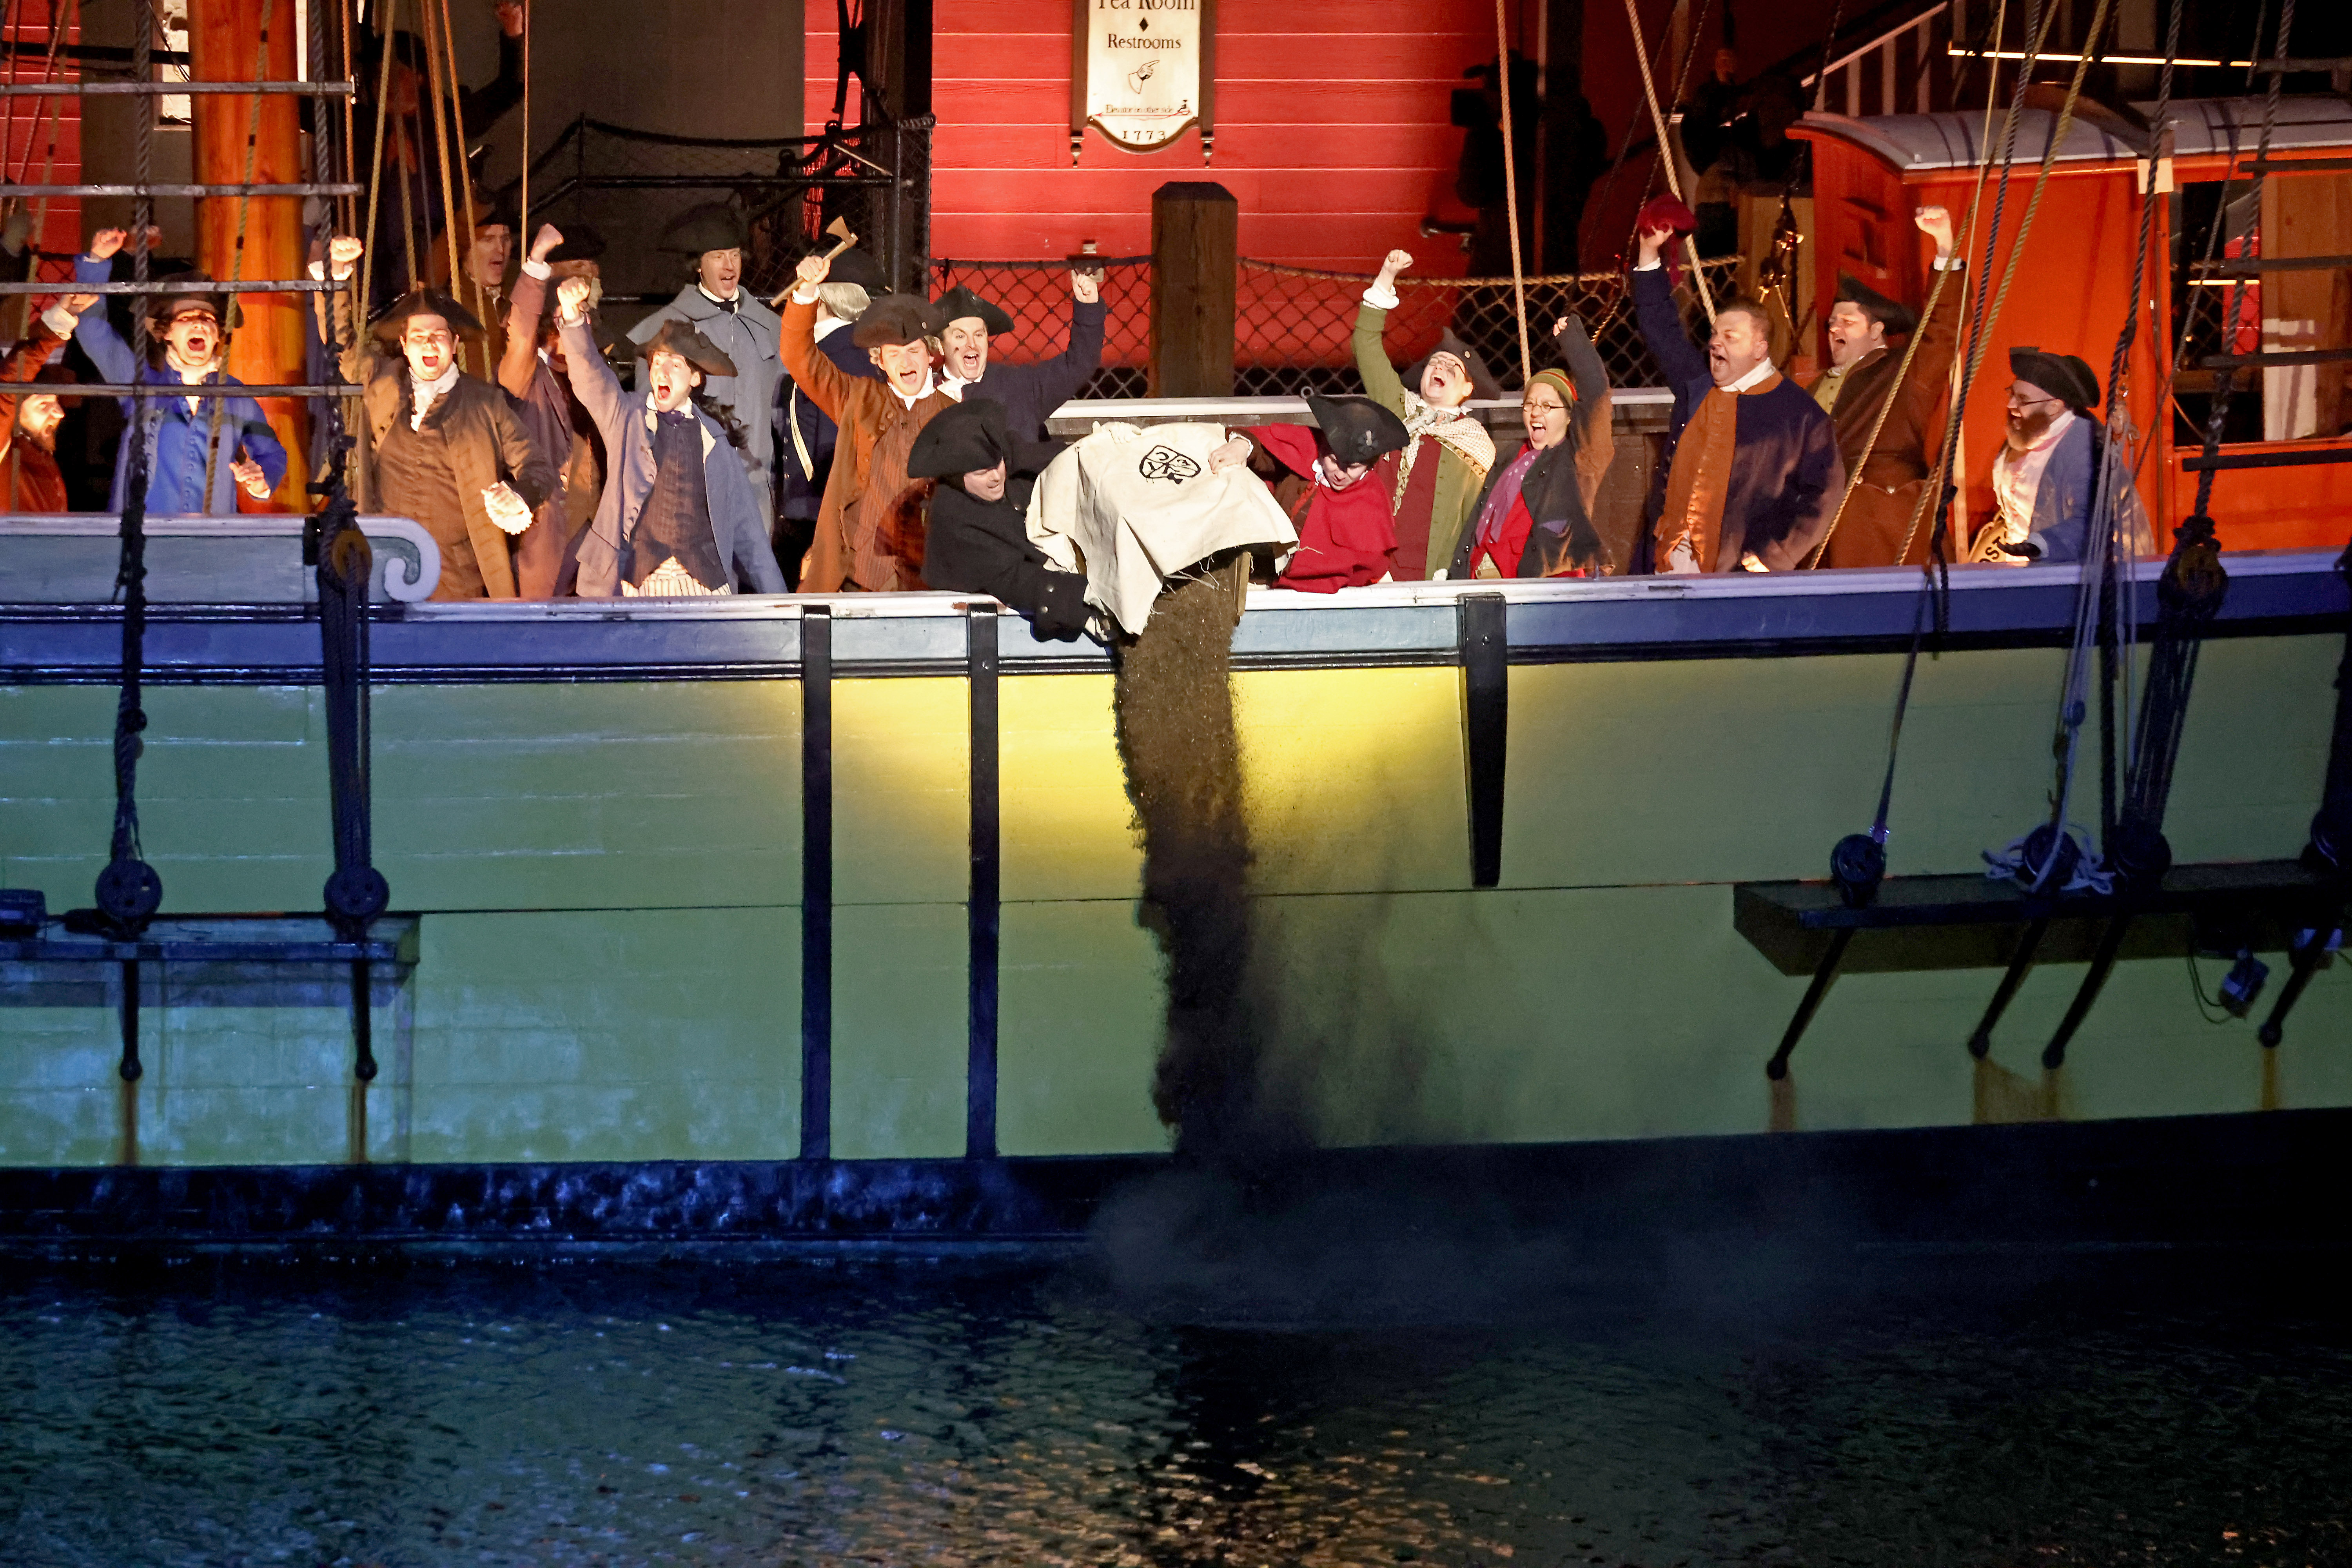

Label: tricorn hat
[825,245,887,293]
[147,273,235,330]
[2009,345,2100,411]
[1306,393,1410,467]
[933,283,1014,338]
[907,397,1014,481]
[1835,272,1916,337]
[657,201,748,257]
[853,292,945,348]
[473,187,521,234]
[1407,328,1502,403]
[639,318,737,379]
[369,286,485,344]
[544,223,607,267]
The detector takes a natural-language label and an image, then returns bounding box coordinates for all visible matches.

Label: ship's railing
[0,515,439,602]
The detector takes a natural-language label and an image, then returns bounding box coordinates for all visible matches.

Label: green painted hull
[5,559,2347,1173]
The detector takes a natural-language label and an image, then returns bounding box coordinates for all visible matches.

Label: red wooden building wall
[811,0,1509,270]
[2,0,84,296]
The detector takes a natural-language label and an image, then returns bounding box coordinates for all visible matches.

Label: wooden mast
[190,0,308,510]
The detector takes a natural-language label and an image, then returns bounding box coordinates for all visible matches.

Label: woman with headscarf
[1448,313,1614,579]
[1353,249,1499,579]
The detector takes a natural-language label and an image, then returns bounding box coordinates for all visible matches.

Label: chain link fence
[881,255,1741,397]
[1234,257,1746,396]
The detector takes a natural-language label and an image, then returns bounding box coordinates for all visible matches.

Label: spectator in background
[355,0,525,308]
[932,265,1106,444]
[327,239,555,600]
[1448,315,1615,580]
[777,243,885,586]
[432,188,517,381]
[1353,248,1500,579]
[782,249,954,591]
[72,229,287,515]
[0,289,95,512]
[1455,51,1541,282]
[557,275,783,599]
[632,202,782,536]
[1631,219,1841,573]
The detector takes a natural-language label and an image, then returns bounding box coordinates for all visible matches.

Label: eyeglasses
[2005,387,2060,409]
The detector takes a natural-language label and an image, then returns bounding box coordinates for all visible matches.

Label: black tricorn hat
[1306,393,1410,467]
[907,397,1014,481]
[545,224,608,265]
[473,187,521,234]
[822,245,886,293]
[657,201,748,257]
[853,292,945,348]
[639,318,737,379]
[1407,328,1502,402]
[1835,272,1916,337]
[2009,345,2100,411]
[369,287,485,343]
[933,283,1014,338]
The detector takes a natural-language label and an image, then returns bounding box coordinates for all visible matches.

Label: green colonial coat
[1352,302,1487,579]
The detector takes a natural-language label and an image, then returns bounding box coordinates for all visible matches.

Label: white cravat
[410,363,460,430]
[1991,408,2078,550]
[1722,356,1777,393]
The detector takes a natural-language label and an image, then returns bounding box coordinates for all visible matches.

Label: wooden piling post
[1149,181,1237,397]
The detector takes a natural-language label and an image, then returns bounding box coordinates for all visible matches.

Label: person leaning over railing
[1630,216,1841,574]
[70,228,286,516]
[325,238,556,602]
[1354,249,1500,580]
[933,264,1105,445]
[1445,314,1614,580]
[907,396,1087,639]
[0,287,95,513]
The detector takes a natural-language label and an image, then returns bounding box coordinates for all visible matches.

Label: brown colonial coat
[780,296,954,591]
[334,287,556,600]
[1798,265,1964,569]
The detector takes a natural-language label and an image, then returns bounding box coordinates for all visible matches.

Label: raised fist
[60,292,99,316]
[1914,204,1954,256]
[530,223,563,264]
[88,228,128,261]
[328,234,365,279]
[1070,267,1100,305]
[495,1,524,37]
[796,251,832,288]
[556,274,593,320]
[1383,249,1413,275]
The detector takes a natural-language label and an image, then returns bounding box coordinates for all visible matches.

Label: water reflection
[2,1256,2347,1566]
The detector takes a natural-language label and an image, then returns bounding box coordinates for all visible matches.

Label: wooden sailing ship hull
[1,551,2346,1248]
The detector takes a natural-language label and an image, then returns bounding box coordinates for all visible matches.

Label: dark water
[4,1243,2349,1568]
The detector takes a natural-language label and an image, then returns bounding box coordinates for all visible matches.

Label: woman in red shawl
[1245,393,1411,592]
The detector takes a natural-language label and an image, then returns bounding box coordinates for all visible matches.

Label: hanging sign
[1070,0,1217,162]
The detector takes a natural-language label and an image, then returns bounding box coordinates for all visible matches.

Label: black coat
[1449,439,1612,579]
[923,472,1088,639]
[962,298,1107,443]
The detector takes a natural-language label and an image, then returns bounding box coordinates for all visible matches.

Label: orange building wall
[2,0,84,294]
[811,0,1505,270]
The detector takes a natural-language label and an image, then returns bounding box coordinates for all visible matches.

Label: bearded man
[931,264,1104,444]
[782,249,954,591]
[1353,248,1499,579]
[1976,347,2117,565]
[557,276,783,599]
[1799,205,1961,568]
[0,289,95,511]
[1632,220,1841,573]
[72,229,286,514]
[330,238,555,601]
[631,203,782,534]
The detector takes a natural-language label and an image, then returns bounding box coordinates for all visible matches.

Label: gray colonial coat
[629,283,783,530]
[563,316,786,597]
